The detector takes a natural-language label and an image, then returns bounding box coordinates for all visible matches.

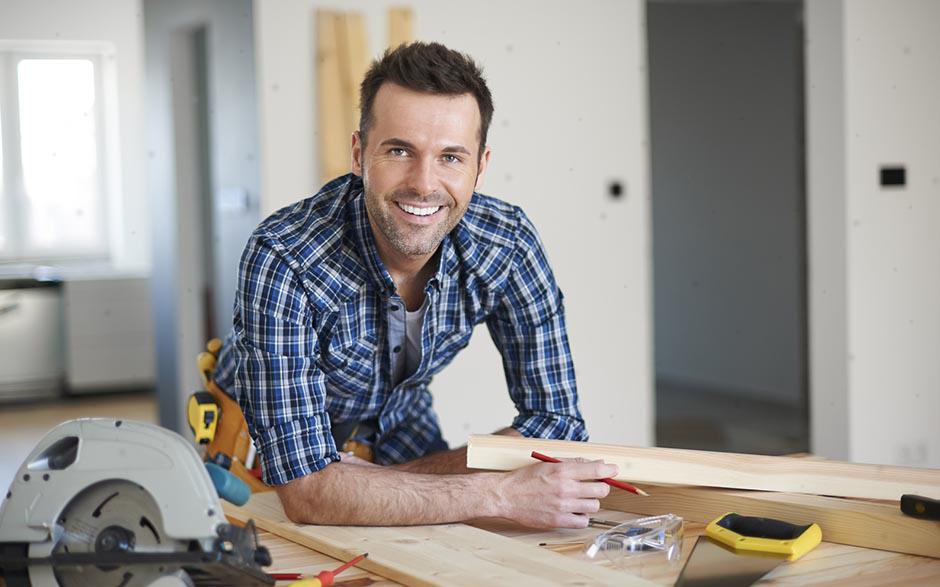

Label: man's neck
[372,232,439,311]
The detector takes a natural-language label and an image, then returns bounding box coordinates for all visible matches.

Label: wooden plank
[388,7,414,49]
[258,529,400,585]
[466,434,940,501]
[598,484,940,559]
[259,503,940,585]
[342,12,369,136]
[315,10,350,183]
[225,491,657,587]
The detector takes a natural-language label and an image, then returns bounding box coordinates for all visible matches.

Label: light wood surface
[225,492,656,586]
[259,507,940,586]
[467,434,940,501]
[315,10,369,184]
[601,484,940,559]
[388,8,414,49]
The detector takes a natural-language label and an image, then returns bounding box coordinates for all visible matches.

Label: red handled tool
[281,553,368,586]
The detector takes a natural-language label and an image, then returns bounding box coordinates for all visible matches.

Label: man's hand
[491,460,616,529]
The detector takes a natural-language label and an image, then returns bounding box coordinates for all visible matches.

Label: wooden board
[315,10,347,183]
[259,506,940,586]
[258,529,399,585]
[600,484,940,559]
[388,7,414,49]
[315,10,369,184]
[467,434,940,501]
[225,491,656,587]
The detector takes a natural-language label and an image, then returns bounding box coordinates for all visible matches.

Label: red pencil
[531,451,650,497]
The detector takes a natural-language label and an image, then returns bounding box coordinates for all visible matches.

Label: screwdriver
[286,553,368,586]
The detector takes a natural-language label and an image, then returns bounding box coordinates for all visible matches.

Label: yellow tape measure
[705,512,822,561]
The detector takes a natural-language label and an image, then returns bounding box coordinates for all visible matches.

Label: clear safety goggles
[584,513,684,565]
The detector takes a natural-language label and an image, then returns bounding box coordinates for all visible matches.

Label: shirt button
[389,304,400,312]
[393,345,402,353]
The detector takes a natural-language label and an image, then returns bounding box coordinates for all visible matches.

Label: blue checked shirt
[215,174,587,486]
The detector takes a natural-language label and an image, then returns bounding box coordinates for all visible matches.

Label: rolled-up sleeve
[217,234,340,486]
[485,208,588,442]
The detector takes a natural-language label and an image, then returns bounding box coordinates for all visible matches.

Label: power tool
[0,418,274,586]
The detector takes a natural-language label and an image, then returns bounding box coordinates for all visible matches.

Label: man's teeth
[397,202,441,217]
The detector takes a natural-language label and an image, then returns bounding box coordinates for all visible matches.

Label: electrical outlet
[898,441,928,465]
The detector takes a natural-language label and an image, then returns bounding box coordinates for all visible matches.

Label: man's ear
[474,145,492,190]
[351,131,363,177]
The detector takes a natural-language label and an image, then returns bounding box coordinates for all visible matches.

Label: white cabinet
[0,282,64,401]
[63,277,155,393]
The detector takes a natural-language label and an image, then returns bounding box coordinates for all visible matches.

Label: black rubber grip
[717,513,811,540]
[901,494,940,521]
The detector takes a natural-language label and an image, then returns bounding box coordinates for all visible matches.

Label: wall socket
[898,440,928,465]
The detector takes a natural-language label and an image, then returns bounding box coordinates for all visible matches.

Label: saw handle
[901,494,940,521]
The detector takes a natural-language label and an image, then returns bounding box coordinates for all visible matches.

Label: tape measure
[705,512,822,561]
[188,391,220,444]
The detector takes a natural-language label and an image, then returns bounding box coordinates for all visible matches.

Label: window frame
[0,40,118,263]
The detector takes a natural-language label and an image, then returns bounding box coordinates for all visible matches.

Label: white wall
[253,0,654,447]
[808,0,940,466]
[0,0,149,271]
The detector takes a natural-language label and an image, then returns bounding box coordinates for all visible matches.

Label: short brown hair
[359,42,494,160]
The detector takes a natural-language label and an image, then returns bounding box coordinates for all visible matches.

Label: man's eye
[390,148,408,157]
[442,154,462,164]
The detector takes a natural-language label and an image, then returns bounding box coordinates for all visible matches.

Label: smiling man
[215,42,616,528]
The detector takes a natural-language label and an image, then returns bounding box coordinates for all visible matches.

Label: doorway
[648,1,808,454]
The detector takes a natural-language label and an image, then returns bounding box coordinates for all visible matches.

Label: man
[215,42,617,528]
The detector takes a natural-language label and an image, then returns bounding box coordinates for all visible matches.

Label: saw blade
[49,480,190,587]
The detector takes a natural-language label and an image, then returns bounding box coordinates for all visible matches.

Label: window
[0,43,116,262]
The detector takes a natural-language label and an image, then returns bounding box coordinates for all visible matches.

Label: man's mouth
[396,202,443,217]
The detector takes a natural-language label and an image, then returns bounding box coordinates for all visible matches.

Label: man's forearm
[278,462,504,525]
[389,426,523,474]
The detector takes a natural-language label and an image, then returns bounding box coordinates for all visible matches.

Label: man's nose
[406,156,437,196]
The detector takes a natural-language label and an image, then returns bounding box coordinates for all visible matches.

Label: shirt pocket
[320,333,378,400]
[428,327,474,375]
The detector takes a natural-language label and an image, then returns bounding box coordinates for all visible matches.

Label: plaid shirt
[215,174,586,486]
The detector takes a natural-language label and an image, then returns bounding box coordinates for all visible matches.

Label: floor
[0,391,158,492]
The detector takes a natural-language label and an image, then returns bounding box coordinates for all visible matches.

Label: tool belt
[331,419,377,462]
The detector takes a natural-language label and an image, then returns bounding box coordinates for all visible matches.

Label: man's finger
[566,498,601,514]
[577,481,611,499]
[558,461,619,480]
[555,512,591,529]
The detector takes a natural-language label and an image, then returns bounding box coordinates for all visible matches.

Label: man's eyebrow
[442,145,472,156]
[378,138,417,149]
[378,138,471,156]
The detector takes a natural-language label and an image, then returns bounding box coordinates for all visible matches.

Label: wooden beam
[601,484,940,559]
[343,12,369,136]
[225,492,657,587]
[315,10,369,184]
[466,434,940,501]
[388,7,414,49]
[315,10,348,184]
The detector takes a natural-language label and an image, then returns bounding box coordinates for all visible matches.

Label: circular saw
[0,418,274,587]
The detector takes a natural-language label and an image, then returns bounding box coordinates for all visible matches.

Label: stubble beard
[363,183,466,258]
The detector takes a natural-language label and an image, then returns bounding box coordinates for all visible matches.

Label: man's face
[352,82,491,260]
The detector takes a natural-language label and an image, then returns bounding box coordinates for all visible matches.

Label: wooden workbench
[259,506,940,586]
